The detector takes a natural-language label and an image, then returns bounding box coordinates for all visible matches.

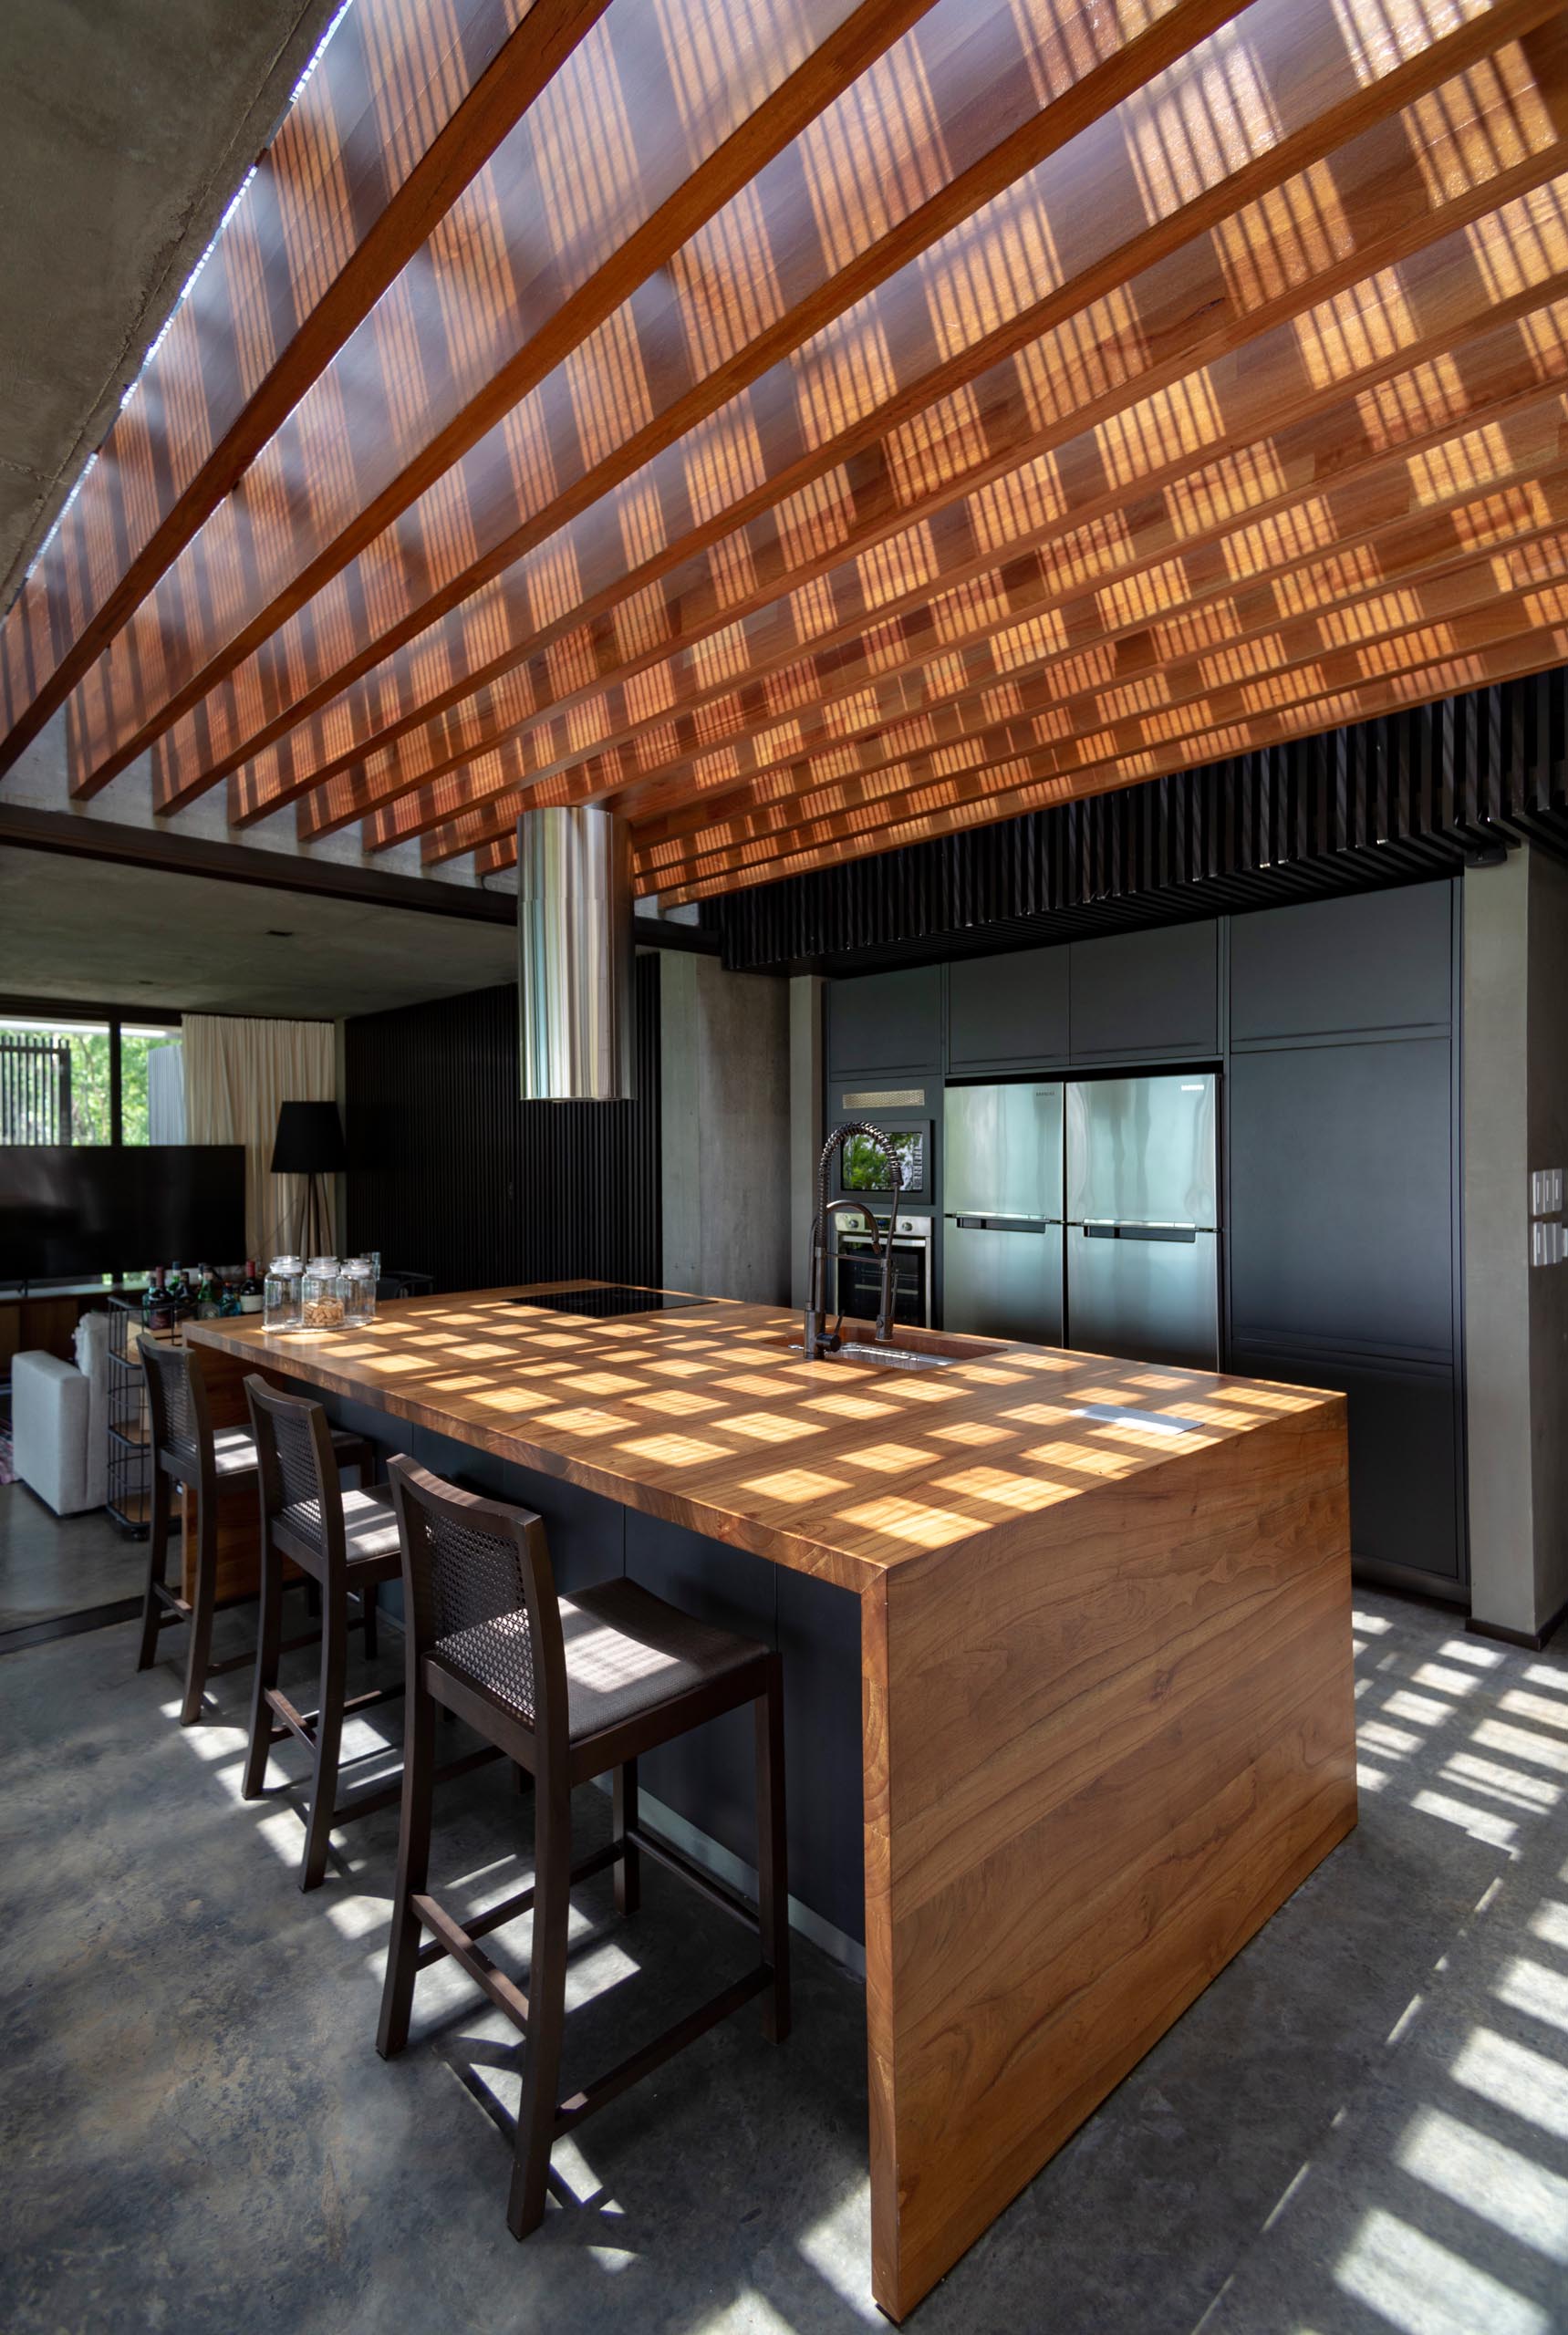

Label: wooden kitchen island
[190,1285,1355,2320]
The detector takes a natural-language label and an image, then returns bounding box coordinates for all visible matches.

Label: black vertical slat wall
[702,667,1568,972]
[344,956,661,1293]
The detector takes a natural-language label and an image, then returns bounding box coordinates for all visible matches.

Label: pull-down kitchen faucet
[803,1123,903,1361]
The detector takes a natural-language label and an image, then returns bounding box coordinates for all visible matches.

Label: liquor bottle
[165,1262,188,1318]
[195,1265,221,1321]
[141,1266,166,1330]
[145,1267,176,1335]
[218,1268,242,1318]
[238,1260,264,1314]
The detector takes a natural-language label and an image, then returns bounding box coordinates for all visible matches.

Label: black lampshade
[270,1100,347,1176]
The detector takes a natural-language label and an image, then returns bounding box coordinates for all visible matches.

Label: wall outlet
[1532,1219,1568,1268]
[1532,1167,1564,1216]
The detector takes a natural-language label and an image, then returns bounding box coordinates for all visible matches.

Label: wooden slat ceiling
[5,0,1568,903]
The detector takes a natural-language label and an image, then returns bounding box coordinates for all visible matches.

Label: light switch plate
[1532,1167,1564,1216]
[1532,1219,1568,1267]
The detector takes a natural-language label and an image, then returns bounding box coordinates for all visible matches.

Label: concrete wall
[1464,845,1568,1638]
[660,952,791,1304]
[788,975,826,1308]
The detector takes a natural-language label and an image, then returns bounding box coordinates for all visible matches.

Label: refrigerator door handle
[1081,1222,1199,1244]
[953,1214,1050,1232]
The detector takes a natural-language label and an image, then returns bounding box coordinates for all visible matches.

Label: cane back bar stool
[135,1336,367,1727]
[377,1458,790,2239]
[243,1380,500,1892]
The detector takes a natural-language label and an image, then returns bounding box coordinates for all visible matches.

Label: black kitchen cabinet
[822,876,1465,1596]
[1068,922,1219,1060]
[1229,1037,1454,1360]
[1230,885,1452,1043]
[625,1508,777,1876]
[1232,1343,1463,1587]
[624,1509,867,1946]
[949,946,1069,1071]
[827,965,942,1081]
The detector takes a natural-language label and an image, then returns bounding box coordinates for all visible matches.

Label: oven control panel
[836,1211,931,1242]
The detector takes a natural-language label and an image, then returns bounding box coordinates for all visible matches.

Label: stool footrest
[623,1820,763,1938]
[412,1894,531,2029]
[265,1678,403,1752]
[265,1687,317,1749]
[327,1742,500,1840]
[555,1967,772,2137]
[332,1774,406,1826]
[412,1838,621,1971]
[203,1646,255,1680]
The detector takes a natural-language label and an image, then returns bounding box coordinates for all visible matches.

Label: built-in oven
[831,1209,933,1329]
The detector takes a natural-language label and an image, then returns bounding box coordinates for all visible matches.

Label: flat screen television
[0,1146,247,1283]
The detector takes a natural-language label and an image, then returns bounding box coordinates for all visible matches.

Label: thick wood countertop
[188,1282,1343,1599]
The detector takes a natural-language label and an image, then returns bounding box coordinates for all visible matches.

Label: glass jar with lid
[301,1257,348,1331]
[263,1256,305,1332]
[341,1258,377,1328]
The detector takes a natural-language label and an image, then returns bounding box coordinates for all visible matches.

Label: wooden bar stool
[244,1377,493,1893]
[377,1457,790,2239]
[135,1337,367,1727]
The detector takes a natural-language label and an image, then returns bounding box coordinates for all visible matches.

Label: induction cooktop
[505,1285,717,1319]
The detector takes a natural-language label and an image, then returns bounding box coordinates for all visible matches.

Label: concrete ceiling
[0,0,339,611]
[0,846,516,1017]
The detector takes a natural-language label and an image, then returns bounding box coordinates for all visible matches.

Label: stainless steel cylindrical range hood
[516,805,635,1101]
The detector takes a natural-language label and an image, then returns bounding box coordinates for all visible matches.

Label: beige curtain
[183,1015,337,1262]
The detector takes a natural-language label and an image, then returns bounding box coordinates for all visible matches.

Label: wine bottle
[145,1266,175,1334]
[238,1260,264,1314]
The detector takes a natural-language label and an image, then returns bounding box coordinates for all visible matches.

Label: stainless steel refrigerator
[942,1082,1064,1342]
[1064,1073,1219,1367]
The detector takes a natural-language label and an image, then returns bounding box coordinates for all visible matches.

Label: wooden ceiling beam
[339,36,1568,857]
[431,398,1568,868]
[251,0,1568,845]
[458,464,1568,877]
[628,497,1568,867]
[81,0,1252,808]
[633,534,1568,888]
[67,0,951,800]
[410,333,1568,867]
[0,0,610,777]
[651,610,1568,900]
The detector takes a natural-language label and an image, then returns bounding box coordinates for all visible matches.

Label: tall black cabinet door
[1229,1038,1454,1361]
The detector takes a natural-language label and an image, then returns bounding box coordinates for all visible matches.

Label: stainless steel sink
[835,1340,956,1371]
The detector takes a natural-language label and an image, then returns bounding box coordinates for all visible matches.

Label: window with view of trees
[0,1013,182,1145]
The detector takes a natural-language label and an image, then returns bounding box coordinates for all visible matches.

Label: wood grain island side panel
[872,1395,1355,2316]
[187,1288,1355,2320]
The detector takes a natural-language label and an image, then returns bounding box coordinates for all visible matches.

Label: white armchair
[12,1308,111,1515]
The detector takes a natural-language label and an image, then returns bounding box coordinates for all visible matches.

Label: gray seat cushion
[198,1424,364,1481]
[434,1577,767,1743]
[280,1486,400,1568]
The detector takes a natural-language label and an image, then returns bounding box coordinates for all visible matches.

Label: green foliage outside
[117,1031,158,1145]
[0,1021,166,1143]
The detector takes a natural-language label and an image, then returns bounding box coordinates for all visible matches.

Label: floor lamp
[270,1101,348,1257]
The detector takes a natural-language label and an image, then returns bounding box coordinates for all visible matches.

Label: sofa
[12,1309,111,1515]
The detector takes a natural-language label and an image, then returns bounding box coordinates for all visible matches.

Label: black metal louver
[702,669,1568,973]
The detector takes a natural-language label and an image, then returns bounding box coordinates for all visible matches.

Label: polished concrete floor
[0,1478,147,1632]
[3,1582,1566,2334]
